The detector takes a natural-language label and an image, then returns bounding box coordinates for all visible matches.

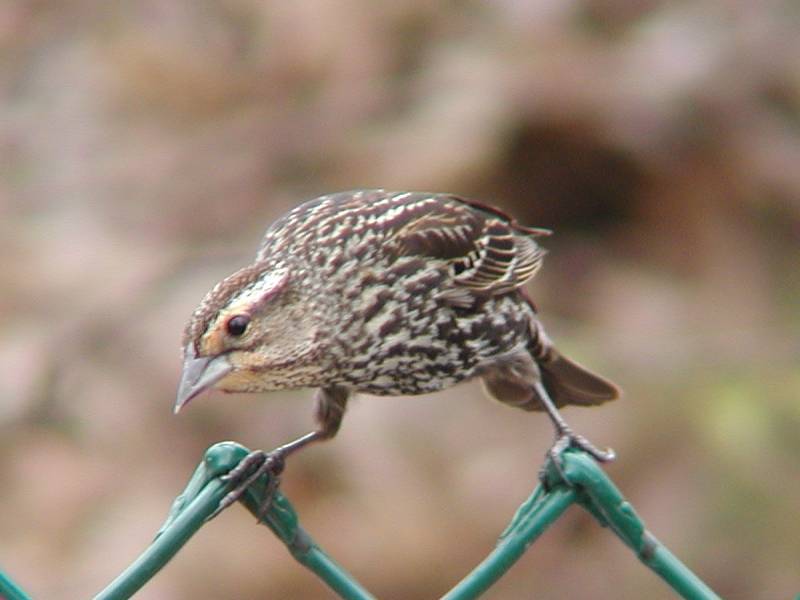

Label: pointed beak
[174,346,233,414]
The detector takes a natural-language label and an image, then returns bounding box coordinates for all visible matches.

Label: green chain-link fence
[0,443,721,599]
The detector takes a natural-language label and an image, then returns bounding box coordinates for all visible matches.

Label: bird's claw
[562,432,615,463]
[540,430,615,488]
[209,449,286,521]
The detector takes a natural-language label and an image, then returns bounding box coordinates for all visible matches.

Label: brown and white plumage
[176,190,619,489]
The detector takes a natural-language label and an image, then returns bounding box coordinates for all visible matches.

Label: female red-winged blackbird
[176,190,619,504]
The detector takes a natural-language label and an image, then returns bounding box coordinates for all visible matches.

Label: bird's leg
[532,380,615,484]
[213,385,350,519]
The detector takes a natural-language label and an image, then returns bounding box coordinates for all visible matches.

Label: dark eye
[226,315,250,337]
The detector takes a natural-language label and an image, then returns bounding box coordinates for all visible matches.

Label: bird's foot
[211,449,286,521]
[540,429,615,487]
[557,430,615,464]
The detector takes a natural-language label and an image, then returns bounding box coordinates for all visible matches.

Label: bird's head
[175,262,307,413]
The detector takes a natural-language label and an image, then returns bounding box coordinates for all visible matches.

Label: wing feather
[392,195,550,305]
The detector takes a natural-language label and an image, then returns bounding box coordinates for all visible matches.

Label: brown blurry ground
[1,2,799,599]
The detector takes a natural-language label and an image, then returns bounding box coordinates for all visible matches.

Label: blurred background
[1,2,799,599]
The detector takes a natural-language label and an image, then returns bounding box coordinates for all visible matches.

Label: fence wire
[0,442,722,600]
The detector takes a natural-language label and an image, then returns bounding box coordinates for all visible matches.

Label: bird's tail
[536,347,619,409]
[480,328,619,411]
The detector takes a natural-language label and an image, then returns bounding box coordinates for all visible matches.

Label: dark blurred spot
[392,14,435,82]
[573,0,663,38]
[760,79,800,128]
[486,123,644,234]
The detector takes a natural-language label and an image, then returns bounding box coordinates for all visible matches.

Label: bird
[175,189,619,508]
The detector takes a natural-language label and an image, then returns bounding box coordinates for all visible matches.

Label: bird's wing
[392,196,550,307]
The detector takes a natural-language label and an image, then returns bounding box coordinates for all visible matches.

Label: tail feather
[480,348,619,412]
[538,349,619,408]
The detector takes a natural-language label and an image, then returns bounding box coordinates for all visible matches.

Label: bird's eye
[226,315,250,337]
